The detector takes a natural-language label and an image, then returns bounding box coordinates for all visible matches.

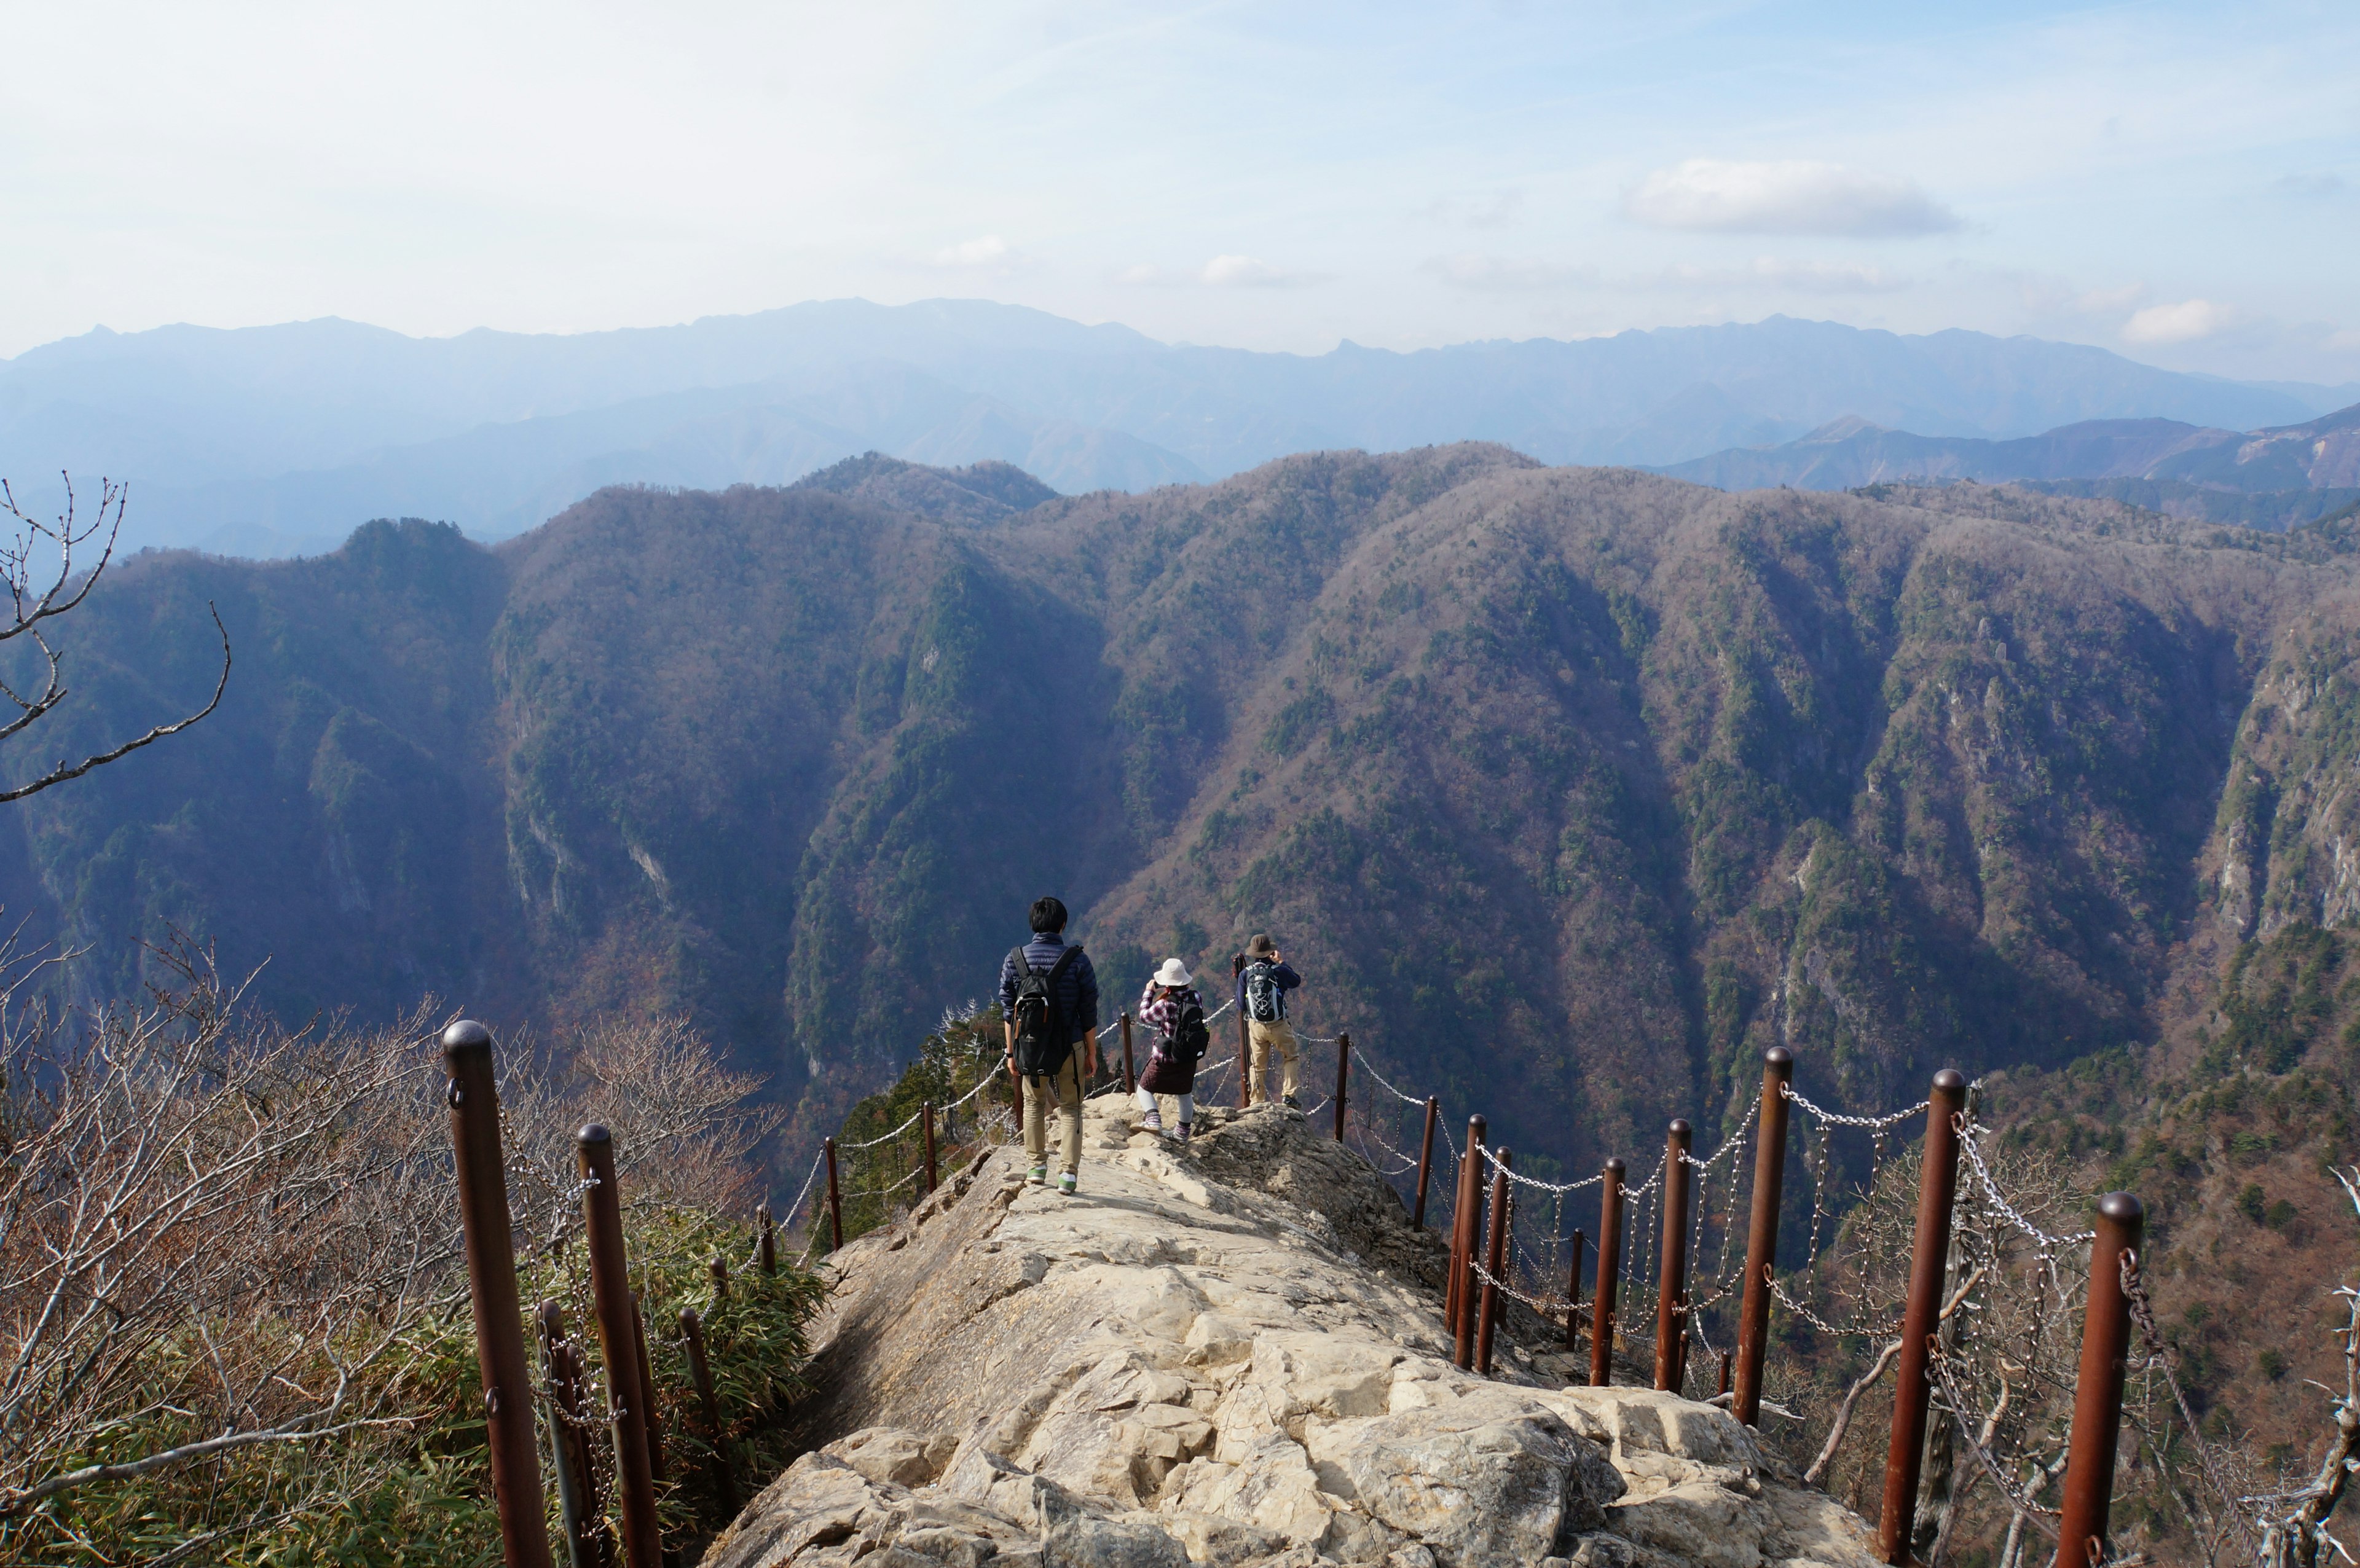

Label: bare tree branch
[0,474,230,804]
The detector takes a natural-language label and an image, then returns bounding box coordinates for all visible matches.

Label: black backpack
[1009,945,1082,1076]
[1171,998,1210,1062]
[1243,961,1284,1023]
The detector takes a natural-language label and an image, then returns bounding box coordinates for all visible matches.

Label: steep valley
[12,453,2360,1186]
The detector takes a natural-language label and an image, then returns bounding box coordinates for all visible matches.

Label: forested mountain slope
[12,455,2360,1174]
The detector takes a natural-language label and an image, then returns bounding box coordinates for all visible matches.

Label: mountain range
[15,449,2360,1193]
[6,300,2355,557]
[1662,398,2360,528]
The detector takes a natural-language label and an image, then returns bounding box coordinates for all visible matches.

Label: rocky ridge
[702,1096,1881,1568]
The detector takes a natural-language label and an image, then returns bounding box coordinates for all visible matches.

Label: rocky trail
[701,1096,1884,1568]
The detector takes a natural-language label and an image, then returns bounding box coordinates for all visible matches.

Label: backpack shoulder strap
[1047,944,1082,983]
[1012,946,1040,978]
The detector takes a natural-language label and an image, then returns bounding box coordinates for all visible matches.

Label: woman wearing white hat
[1136,958,1208,1142]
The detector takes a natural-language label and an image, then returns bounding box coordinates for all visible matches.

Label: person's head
[1246,933,1278,959]
[1154,958,1192,989]
[1029,896,1069,935]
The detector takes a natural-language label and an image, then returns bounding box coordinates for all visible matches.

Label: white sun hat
[1154,958,1193,987]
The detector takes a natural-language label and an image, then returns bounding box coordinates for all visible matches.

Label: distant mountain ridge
[4,300,2353,557]
[1661,399,2360,525]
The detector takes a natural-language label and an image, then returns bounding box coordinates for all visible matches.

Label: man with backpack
[998,896,1100,1194]
[1237,933,1304,1109]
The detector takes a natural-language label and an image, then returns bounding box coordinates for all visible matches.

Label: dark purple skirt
[1140,1046,1197,1096]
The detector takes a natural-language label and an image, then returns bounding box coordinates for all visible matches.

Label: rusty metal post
[1654,1120,1694,1392]
[824,1137,844,1253]
[632,1296,668,1492]
[757,1203,776,1276]
[1121,1011,1135,1094]
[1233,953,1251,1107]
[1449,1115,1487,1356]
[679,1307,740,1516]
[708,1255,729,1301]
[1880,1070,1970,1566]
[1591,1158,1626,1387]
[1564,1229,1587,1352]
[1720,1349,1734,1398]
[1735,1047,1794,1428]
[577,1125,661,1568]
[1412,1096,1439,1230]
[1476,1150,1512,1374]
[2055,1194,2146,1568]
[539,1302,597,1568]
[441,1023,554,1568]
[1334,1032,1351,1141]
[923,1103,939,1194]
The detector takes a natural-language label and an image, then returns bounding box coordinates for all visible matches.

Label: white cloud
[1422,253,1597,291]
[929,235,1036,273]
[1645,257,1911,294]
[1622,160,1960,237]
[1197,255,1332,289]
[1418,190,1524,230]
[2122,298,2235,345]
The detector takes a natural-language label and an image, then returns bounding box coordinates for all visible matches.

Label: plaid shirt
[1138,982,1203,1044]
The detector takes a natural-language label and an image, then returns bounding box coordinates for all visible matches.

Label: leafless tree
[0,474,229,802]
[0,941,457,1534]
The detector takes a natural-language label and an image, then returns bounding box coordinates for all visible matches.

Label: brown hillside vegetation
[8,453,2360,1185]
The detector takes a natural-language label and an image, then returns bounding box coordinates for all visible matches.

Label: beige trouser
[1021,1049,1085,1177]
[1248,1019,1300,1104]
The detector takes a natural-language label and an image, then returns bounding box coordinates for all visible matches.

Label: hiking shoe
[1283,1094,1302,1111]
[1141,1108,1163,1132]
[1027,1166,1048,1186]
[1176,1123,1193,1144]
[1058,1173,1078,1196]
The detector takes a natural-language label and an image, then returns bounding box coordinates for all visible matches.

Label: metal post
[577,1125,661,1568]
[1880,1070,1969,1566]
[1719,1350,1733,1398]
[1450,1115,1487,1358]
[923,1103,938,1194]
[1735,1047,1793,1428]
[1233,953,1250,1108]
[1334,1032,1351,1141]
[708,1255,729,1302]
[1654,1119,1693,1392]
[757,1203,776,1276]
[679,1307,740,1516]
[1412,1096,1439,1230]
[824,1137,844,1253]
[2055,1194,2145,1568]
[1591,1157,1626,1387]
[1564,1230,1587,1352]
[632,1296,668,1492]
[441,1022,553,1568]
[540,1302,598,1568]
[1477,1150,1511,1374]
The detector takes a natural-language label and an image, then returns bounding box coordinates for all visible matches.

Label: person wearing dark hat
[998,896,1099,1194]
[1236,933,1303,1108]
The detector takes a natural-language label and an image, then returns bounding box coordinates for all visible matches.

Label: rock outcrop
[704,1096,1881,1568]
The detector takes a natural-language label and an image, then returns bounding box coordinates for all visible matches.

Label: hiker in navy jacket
[1237,932,1304,1108]
[998,896,1100,1193]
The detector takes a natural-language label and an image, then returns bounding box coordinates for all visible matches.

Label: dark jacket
[999,932,1101,1046]
[1236,959,1302,1023]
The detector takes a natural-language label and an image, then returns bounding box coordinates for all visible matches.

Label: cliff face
[704,1098,1881,1568]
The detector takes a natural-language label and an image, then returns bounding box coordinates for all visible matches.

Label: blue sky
[4,1,2356,380]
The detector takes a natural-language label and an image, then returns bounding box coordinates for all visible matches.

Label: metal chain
[1782,1081,1930,1131]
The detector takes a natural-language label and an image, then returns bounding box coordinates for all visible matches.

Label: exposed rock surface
[703,1097,1881,1568]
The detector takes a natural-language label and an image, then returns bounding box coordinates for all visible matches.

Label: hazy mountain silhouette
[6,300,2353,556]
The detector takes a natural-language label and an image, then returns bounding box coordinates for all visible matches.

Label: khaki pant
[1022,1049,1085,1177]
[1248,1019,1299,1104]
